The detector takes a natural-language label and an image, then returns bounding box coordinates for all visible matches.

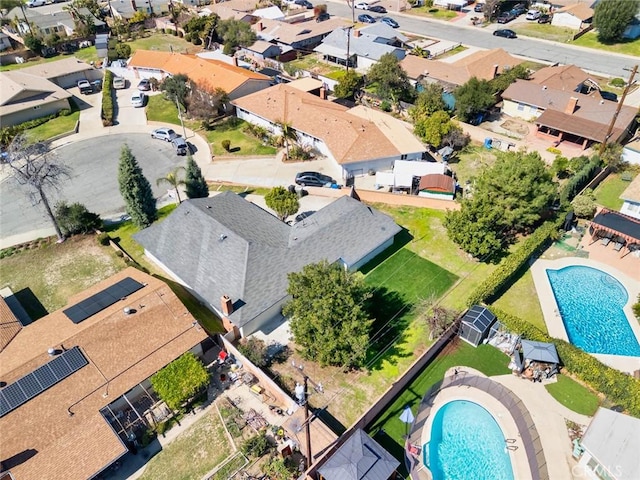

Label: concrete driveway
[114,86,148,127]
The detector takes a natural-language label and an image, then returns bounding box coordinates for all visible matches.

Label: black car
[295,171,335,187]
[358,13,376,23]
[496,11,515,23]
[369,5,387,13]
[316,12,330,21]
[493,28,517,38]
[295,0,313,8]
[537,13,551,23]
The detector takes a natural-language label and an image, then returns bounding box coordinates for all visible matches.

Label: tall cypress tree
[184,155,209,199]
[118,144,157,228]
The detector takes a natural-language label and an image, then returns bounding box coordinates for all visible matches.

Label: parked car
[295,0,313,8]
[380,16,399,28]
[510,4,526,15]
[355,2,369,9]
[369,5,387,13]
[525,9,541,20]
[493,28,517,38]
[131,91,146,107]
[137,79,151,91]
[113,76,127,89]
[26,0,45,7]
[151,128,178,142]
[474,2,484,12]
[316,12,330,21]
[172,137,189,156]
[496,11,515,23]
[537,13,551,23]
[77,79,92,94]
[295,171,335,187]
[358,13,376,23]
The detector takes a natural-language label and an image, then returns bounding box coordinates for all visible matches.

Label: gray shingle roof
[134,192,400,328]
[317,429,400,480]
[314,29,405,61]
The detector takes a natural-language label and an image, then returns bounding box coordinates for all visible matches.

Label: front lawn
[0,54,69,72]
[572,32,640,57]
[409,7,459,19]
[593,172,637,211]
[74,46,99,64]
[545,374,600,416]
[146,94,181,125]
[511,23,575,42]
[25,111,80,142]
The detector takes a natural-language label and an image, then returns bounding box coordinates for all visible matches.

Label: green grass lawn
[25,111,80,142]
[545,374,600,416]
[125,33,199,55]
[74,46,99,64]
[0,54,71,72]
[410,7,459,19]
[572,32,640,57]
[593,172,637,211]
[138,410,233,480]
[512,23,575,42]
[287,54,345,77]
[146,95,182,125]
[366,342,511,472]
[435,45,467,60]
[449,144,497,186]
[491,269,547,333]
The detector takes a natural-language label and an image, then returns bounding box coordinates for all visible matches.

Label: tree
[594,0,640,42]
[114,43,131,59]
[187,83,228,120]
[571,189,597,218]
[276,120,297,159]
[366,53,414,103]
[55,201,101,236]
[23,34,43,54]
[483,0,499,20]
[265,186,299,221]
[237,337,269,368]
[184,155,209,199]
[0,0,33,35]
[157,167,186,204]
[551,156,570,178]
[216,18,256,54]
[410,83,446,121]
[414,110,453,147]
[597,143,626,172]
[334,70,363,99]
[150,352,209,411]
[160,74,190,112]
[283,260,373,369]
[441,125,470,150]
[444,201,505,259]
[117,144,157,228]
[489,64,530,93]
[3,134,70,242]
[453,77,495,123]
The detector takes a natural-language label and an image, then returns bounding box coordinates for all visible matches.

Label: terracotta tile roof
[529,64,590,91]
[232,84,424,164]
[418,173,455,192]
[556,3,594,20]
[0,268,208,480]
[620,174,640,203]
[0,297,21,352]
[128,50,269,94]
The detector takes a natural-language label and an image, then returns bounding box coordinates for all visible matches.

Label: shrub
[58,109,71,117]
[610,78,625,88]
[172,29,178,36]
[221,139,231,151]
[288,145,311,161]
[97,232,111,246]
[178,30,184,38]
[192,36,202,45]
[380,100,392,112]
[571,189,597,218]
[241,431,271,457]
[115,43,132,59]
[546,147,562,155]
[101,70,115,126]
[150,353,209,411]
[55,201,102,236]
[237,337,269,367]
[560,157,601,203]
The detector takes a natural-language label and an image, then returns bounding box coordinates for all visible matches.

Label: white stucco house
[622,138,640,165]
[619,174,640,220]
[551,3,594,29]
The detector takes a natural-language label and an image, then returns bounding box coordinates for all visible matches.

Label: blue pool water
[546,266,640,357]
[426,400,514,480]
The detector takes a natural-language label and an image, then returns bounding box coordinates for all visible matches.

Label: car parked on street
[510,3,526,15]
[355,2,369,9]
[77,79,92,94]
[369,5,387,13]
[358,13,376,23]
[295,0,313,8]
[493,28,517,38]
[26,0,46,7]
[172,137,189,156]
[131,91,146,107]
[137,79,151,91]
[380,16,399,28]
[526,9,541,20]
[113,76,127,89]
[151,128,178,142]
[295,171,336,187]
[537,13,551,23]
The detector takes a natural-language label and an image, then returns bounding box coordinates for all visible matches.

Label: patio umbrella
[399,405,415,438]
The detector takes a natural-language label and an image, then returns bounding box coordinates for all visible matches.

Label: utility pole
[345,25,353,73]
[175,95,187,140]
[599,64,637,156]
[292,361,324,469]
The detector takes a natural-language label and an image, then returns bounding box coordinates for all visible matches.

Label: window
[401,154,408,160]
[517,103,525,111]
[529,106,537,114]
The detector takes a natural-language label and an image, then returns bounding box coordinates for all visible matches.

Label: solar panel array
[0,347,88,418]
[63,277,144,324]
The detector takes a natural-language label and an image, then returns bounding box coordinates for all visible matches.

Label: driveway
[114,86,148,127]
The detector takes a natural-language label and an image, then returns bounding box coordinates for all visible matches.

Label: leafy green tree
[597,143,626,172]
[551,156,570,178]
[160,74,190,112]
[184,155,209,199]
[265,186,299,221]
[445,201,505,259]
[157,167,186,204]
[441,125,470,150]
[216,18,256,54]
[453,77,495,123]
[283,260,373,369]
[366,53,414,103]
[410,83,446,121]
[569,155,590,174]
[118,144,157,228]
[55,201,101,236]
[23,34,43,54]
[414,110,453,147]
[150,353,209,411]
[489,64,530,93]
[571,189,597,218]
[594,0,640,42]
[334,70,363,99]
[114,43,131,59]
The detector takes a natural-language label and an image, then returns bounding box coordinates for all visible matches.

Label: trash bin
[484,138,493,149]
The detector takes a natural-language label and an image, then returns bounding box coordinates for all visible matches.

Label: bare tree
[3,134,71,242]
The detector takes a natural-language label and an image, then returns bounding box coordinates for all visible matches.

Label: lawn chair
[600,235,612,246]
[613,240,624,252]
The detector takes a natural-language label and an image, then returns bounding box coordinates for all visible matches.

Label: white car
[26,0,46,7]
[355,2,370,9]
[131,91,145,108]
[525,9,541,20]
[151,128,178,142]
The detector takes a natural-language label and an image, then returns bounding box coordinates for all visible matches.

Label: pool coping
[531,257,640,374]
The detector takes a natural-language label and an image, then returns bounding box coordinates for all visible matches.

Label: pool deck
[577,231,640,282]
[531,257,640,374]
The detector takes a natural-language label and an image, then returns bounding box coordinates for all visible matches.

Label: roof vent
[124,307,132,315]
[600,100,604,104]
[48,347,56,356]
[219,234,227,241]
[542,86,547,90]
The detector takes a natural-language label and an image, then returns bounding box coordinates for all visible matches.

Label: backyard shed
[459,305,497,347]
[521,340,560,366]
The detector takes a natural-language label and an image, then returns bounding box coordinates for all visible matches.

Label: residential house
[400,48,524,90]
[623,13,640,39]
[205,0,260,21]
[314,24,407,72]
[551,3,594,29]
[576,408,640,480]
[0,33,13,51]
[418,173,456,200]
[622,138,640,165]
[232,84,427,177]
[239,40,286,63]
[253,17,350,51]
[316,429,400,480]
[619,175,640,220]
[529,64,598,93]
[253,5,286,21]
[433,0,468,10]
[501,79,637,148]
[6,6,105,38]
[133,192,402,338]
[19,56,100,88]
[127,50,271,100]
[109,0,154,19]
[0,268,209,480]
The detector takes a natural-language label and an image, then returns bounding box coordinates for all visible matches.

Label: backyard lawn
[286,54,344,77]
[126,33,201,55]
[593,172,637,211]
[491,269,546,333]
[449,143,498,186]
[545,374,600,416]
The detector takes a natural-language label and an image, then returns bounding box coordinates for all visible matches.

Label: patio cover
[591,209,640,246]
[521,340,559,365]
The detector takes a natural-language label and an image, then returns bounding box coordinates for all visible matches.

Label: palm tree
[1,0,33,36]
[156,167,186,204]
[276,120,297,160]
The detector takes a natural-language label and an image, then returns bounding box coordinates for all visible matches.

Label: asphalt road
[326,2,635,78]
[0,134,185,240]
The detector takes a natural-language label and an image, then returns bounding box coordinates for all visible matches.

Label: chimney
[256,21,263,31]
[131,0,137,10]
[232,56,238,67]
[354,29,361,38]
[565,97,578,114]
[221,295,233,316]
[319,87,327,100]
[492,64,499,79]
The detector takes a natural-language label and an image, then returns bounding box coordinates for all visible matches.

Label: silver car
[151,128,178,142]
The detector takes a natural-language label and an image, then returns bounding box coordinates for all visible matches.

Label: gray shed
[459,305,497,347]
[521,340,560,365]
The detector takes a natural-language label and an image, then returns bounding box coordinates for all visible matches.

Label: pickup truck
[77,79,92,94]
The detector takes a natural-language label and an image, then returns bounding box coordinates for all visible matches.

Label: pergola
[589,209,640,257]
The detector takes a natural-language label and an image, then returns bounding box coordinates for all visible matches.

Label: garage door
[52,71,91,89]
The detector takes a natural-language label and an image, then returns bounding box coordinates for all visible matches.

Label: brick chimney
[319,87,326,99]
[354,29,361,38]
[565,97,578,114]
[492,64,499,79]
[221,295,233,316]
[256,21,263,31]
[232,56,238,67]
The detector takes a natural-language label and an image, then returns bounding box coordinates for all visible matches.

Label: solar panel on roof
[0,347,88,418]
[63,277,144,324]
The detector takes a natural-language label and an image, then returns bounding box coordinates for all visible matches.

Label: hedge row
[101,70,114,126]
[0,109,72,147]
[560,157,602,203]
[491,307,640,417]
[466,220,561,306]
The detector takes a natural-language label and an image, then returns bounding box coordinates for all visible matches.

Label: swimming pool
[426,400,514,480]
[546,266,640,357]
